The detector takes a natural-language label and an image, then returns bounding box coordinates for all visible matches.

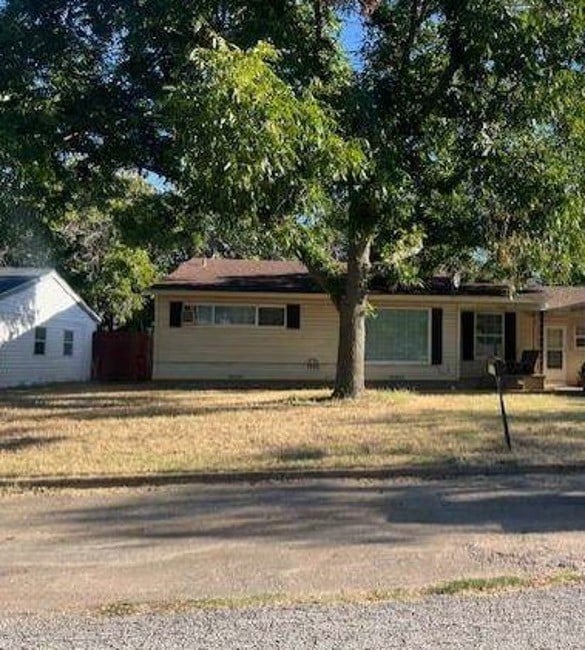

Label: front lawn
[0,384,584,478]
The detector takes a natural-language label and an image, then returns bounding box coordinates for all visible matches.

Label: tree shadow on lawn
[0,381,329,406]
[345,407,585,426]
[4,386,583,430]
[44,476,585,548]
[0,393,325,425]
[2,383,582,427]
[343,409,585,443]
[0,433,66,452]
[328,409,585,451]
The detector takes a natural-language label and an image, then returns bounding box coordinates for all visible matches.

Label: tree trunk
[332,237,371,399]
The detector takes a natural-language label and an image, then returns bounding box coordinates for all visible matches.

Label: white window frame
[474,312,505,359]
[366,308,432,366]
[214,304,257,327]
[63,330,74,356]
[182,304,213,325]
[34,327,47,356]
[575,325,585,348]
[181,303,287,328]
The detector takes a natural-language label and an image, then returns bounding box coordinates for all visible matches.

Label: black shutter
[504,312,517,362]
[461,311,475,361]
[286,304,301,329]
[431,308,443,365]
[169,301,183,328]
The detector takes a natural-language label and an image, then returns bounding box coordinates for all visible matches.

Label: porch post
[539,311,545,373]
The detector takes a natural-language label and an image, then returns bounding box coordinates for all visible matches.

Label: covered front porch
[458,299,585,390]
[509,298,585,389]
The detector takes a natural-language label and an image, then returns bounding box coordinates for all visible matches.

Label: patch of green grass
[427,575,528,596]
[542,570,583,587]
[96,589,412,617]
[427,570,582,596]
[94,571,583,618]
[101,595,269,617]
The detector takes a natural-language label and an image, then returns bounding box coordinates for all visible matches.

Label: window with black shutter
[169,301,183,328]
[504,312,517,362]
[431,308,443,365]
[286,304,301,329]
[461,311,475,361]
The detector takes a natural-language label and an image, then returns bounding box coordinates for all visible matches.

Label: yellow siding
[154,293,338,381]
[517,311,539,353]
[153,293,462,382]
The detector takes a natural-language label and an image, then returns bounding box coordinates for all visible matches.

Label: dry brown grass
[0,383,584,478]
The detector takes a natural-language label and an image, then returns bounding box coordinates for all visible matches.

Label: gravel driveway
[1,585,583,649]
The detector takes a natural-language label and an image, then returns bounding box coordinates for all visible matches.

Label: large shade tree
[1,0,584,395]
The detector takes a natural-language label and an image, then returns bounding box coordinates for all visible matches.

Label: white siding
[0,273,98,388]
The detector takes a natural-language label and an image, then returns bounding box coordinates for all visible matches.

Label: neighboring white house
[0,268,100,389]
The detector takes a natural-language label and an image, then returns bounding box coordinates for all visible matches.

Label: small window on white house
[475,313,504,358]
[576,325,585,348]
[63,330,74,356]
[258,306,286,327]
[34,327,47,355]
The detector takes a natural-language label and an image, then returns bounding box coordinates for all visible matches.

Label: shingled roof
[152,257,536,298]
[540,286,585,311]
[153,258,323,293]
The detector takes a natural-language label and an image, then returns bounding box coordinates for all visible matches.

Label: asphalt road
[1,474,584,615]
[1,585,583,649]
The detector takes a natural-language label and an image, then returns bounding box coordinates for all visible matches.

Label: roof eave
[151,285,547,305]
[543,300,585,312]
[49,271,101,323]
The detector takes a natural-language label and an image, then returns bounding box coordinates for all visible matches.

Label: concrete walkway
[1,473,584,615]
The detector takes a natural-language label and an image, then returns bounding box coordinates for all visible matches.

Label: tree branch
[400,0,429,73]
[357,0,382,18]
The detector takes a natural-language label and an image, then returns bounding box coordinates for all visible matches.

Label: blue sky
[340,9,365,68]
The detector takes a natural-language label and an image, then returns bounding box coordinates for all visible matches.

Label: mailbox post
[487,358,512,451]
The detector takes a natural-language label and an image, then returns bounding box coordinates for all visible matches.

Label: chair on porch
[503,349,540,376]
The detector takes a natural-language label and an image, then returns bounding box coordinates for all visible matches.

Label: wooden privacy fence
[92,331,152,381]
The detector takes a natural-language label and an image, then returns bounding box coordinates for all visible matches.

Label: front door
[544,326,567,384]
